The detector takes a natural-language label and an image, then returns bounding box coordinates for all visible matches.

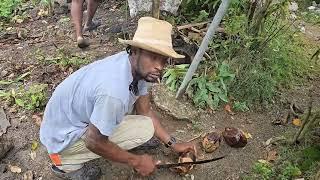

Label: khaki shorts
[49,115,154,172]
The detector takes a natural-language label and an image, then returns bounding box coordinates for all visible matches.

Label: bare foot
[77,37,90,48]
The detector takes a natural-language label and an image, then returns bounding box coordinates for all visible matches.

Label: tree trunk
[152,0,160,19]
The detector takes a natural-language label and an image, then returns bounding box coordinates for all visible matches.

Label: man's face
[136,49,168,83]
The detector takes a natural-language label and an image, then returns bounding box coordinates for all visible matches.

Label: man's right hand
[131,154,159,176]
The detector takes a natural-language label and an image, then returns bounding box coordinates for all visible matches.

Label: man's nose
[154,61,165,72]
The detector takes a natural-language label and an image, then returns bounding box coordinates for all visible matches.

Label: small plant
[0,72,30,85]
[179,0,220,22]
[233,101,249,112]
[0,84,48,111]
[187,62,235,109]
[162,64,189,91]
[300,11,320,25]
[278,162,302,180]
[252,161,273,180]
[35,48,90,69]
[0,0,21,20]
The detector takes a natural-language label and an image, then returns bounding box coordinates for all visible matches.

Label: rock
[23,170,33,180]
[0,70,8,77]
[151,84,198,121]
[0,141,13,160]
[308,6,316,11]
[312,1,317,7]
[127,0,182,17]
[288,1,298,12]
[0,163,7,173]
[0,107,10,136]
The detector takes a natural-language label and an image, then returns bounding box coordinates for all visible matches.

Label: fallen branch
[291,96,312,144]
[176,30,212,60]
[187,132,207,142]
[177,21,210,31]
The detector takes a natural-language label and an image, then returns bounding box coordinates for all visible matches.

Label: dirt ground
[0,1,319,180]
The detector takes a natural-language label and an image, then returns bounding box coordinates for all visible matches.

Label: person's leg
[49,115,155,173]
[83,0,101,31]
[71,0,89,48]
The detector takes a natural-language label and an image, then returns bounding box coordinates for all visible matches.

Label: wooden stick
[177,21,210,31]
[190,27,201,33]
[291,98,313,144]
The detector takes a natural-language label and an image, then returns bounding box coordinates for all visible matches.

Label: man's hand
[130,154,160,176]
[172,142,197,154]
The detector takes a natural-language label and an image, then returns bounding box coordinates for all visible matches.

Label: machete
[156,155,226,169]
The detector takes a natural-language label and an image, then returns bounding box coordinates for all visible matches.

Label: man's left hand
[172,142,197,154]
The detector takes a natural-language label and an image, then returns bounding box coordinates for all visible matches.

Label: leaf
[218,92,228,102]
[224,104,235,115]
[266,150,277,162]
[213,94,219,107]
[162,70,171,78]
[15,98,24,107]
[258,159,268,164]
[23,170,33,180]
[220,78,227,92]
[31,141,38,151]
[243,132,252,139]
[0,80,14,85]
[32,114,42,126]
[165,74,175,85]
[206,83,220,93]
[292,118,302,126]
[8,165,22,173]
[30,151,36,160]
[15,72,31,82]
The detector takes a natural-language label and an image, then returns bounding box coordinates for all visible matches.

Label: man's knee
[135,116,155,140]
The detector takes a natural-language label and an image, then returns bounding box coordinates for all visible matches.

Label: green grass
[244,145,320,180]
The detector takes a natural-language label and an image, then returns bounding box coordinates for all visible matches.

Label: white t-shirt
[40,51,148,154]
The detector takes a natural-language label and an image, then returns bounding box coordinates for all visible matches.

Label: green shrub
[0,0,21,19]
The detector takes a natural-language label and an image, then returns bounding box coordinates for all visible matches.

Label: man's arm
[135,94,196,153]
[84,123,157,176]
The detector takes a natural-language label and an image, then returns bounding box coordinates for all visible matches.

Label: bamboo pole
[175,0,231,99]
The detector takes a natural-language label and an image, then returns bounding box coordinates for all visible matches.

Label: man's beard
[136,59,159,83]
[136,70,158,83]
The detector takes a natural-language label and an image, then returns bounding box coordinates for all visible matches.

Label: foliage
[0,0,21,19]
[0,72,30,85]
[162,64,189,91]
[252,161,273,180]
[166,0,319,108]
[0,84,48,111]
[179,0,220,22]
[233,101,249,112]
[247,145,320,179]
[300,11,320,25]
[35,48,90,69]
[186,62,235,109]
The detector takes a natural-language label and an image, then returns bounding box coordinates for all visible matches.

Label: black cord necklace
[129,80,139,96]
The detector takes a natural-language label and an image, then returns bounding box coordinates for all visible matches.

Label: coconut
[222,127,247,148]
[202,131,222,153]
[171,150,196,175]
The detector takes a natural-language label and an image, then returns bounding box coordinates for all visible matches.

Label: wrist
[165,136,177,148]
[127,154,140,168]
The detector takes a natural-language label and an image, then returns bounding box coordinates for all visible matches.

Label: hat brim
[119,38,185,59]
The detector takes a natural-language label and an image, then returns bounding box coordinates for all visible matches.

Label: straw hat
[119,17,185,59]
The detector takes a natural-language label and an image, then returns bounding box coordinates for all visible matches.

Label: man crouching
[40,17,195,179]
